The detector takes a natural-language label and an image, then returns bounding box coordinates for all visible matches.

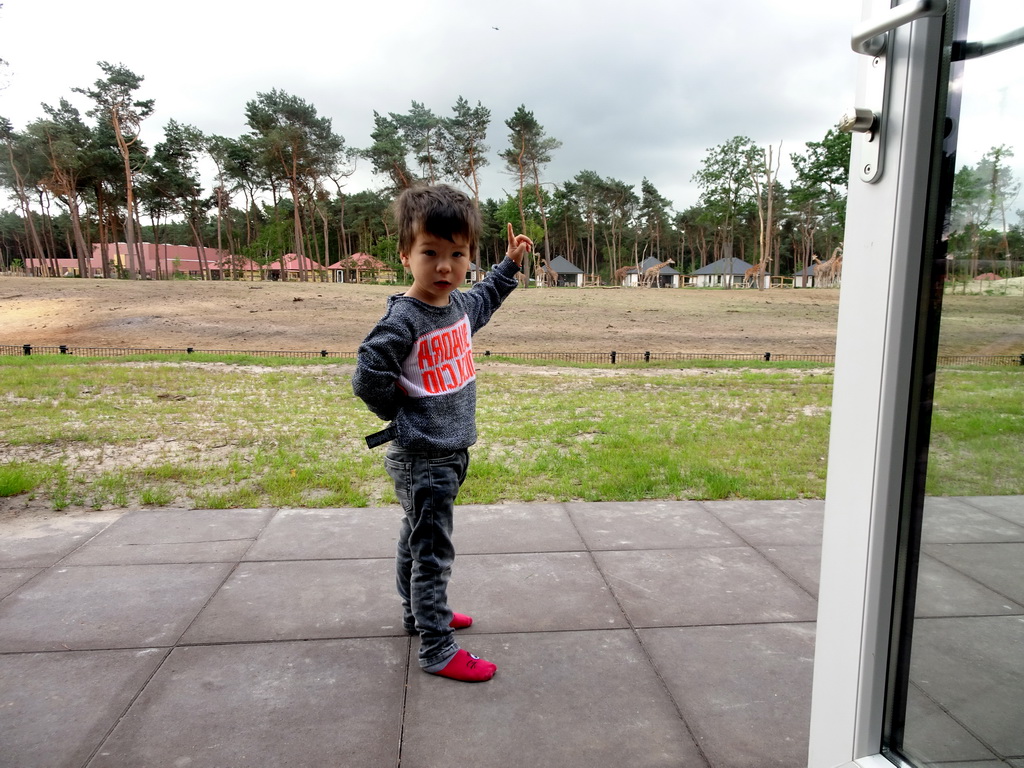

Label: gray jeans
[385,446,469,671]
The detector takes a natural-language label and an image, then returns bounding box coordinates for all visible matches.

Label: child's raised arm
[506,222,533,267]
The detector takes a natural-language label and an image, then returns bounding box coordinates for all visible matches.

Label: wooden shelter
[328,253,397,284]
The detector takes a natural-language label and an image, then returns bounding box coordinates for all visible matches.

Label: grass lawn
[0,355,1020,512]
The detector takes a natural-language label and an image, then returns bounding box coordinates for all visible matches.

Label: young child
[352,184,532,682]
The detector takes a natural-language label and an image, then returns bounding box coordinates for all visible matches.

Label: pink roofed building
[264,253,329,281]
[327,253,398,284]
[25,243,260,279]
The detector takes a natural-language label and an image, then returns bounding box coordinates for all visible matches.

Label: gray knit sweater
[352,258,520,452]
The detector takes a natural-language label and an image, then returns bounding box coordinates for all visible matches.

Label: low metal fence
[0,344,342,359]
[3,344,1022,367]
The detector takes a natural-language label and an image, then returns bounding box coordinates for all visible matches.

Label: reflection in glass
[900,3,1024,766]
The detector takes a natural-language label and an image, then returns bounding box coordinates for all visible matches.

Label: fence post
[610,350,617,364]
[22,344,31,356]
[764,352,771,362]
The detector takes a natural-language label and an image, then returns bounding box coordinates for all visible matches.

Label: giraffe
[613,265,632,286]
[812,245,844,288]
[538,259,559,287]
[831,246,844,286]
[641,259,675,288]
[743,256,772,289]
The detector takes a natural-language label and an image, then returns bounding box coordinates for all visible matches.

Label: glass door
[886,2,1024,765]
[808,1,1023,766]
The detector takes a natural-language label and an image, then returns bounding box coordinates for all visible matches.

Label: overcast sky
[0,0,1020,216]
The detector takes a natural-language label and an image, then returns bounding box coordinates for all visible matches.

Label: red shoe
[432,649,497,682]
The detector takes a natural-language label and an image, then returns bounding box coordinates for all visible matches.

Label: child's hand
[506,223,533,267]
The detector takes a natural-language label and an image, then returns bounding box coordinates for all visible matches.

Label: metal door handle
[954,25,1024,61]
[844,0,948,183]
[852,0,948,56]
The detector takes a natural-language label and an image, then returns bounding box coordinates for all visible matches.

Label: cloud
[8,0,1018,221]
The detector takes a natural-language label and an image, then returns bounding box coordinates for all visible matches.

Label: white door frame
[807,1,951,766]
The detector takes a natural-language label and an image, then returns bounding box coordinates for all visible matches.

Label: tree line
[1,61,1019,283]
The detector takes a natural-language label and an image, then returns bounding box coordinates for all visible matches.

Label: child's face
[400,229,471,306]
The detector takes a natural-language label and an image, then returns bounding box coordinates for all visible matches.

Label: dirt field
[0,276,843,355]
[0,275,1019,355]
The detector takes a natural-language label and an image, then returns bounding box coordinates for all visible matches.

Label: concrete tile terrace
[1,497,1021,768]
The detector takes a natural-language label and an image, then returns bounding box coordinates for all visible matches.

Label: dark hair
[394,184,481,259]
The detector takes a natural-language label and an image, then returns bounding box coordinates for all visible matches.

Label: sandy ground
[3,275,1019,356]
[0,276,844,355]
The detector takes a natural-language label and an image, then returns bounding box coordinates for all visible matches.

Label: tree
[500,105,561,279]
[601,177,639,279]
[693,136,760,287]
[747,142,782,286]
[149,120,213,279]
[393,101,441,183]
[979,145,1020,258]
[789,127,851,277]
[948,149,1019,277]
[638,178,671,262]
[0,117,48,272]
[342,189,392,255]
[245,89,346,280]
[82,118,134,278]
[206,134,236,257]
[27,100,95,277]
[439,97,490,203]
[561,171,600,279]
[73,61,154,279]
[211,134,266,248]
[362,111,415,192]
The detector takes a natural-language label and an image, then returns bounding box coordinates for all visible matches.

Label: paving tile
[701,499,824,545]
[447,552,627,634]
[915,553,1023,617]
[0,648,166,768]
[755,544,821,597]
[565,499,744,550]
[454,503,585,554]
[181,559,403,644]
[910,616,1024,756]
[595,548,818,627]
[62,539,254,566]
[59,509,273,565]
[86,507,274,545]
[924,543,1024,605]
[245,507,399,561]
[0,514,117,568]
[921,497,1024,543]
[0,567,40,599]
[89,639,406,768]
[960,495,1024,527]
[901,683,1000,764]
[640,623,816,768]
[0,563,233,652]
[401,630,704,768]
